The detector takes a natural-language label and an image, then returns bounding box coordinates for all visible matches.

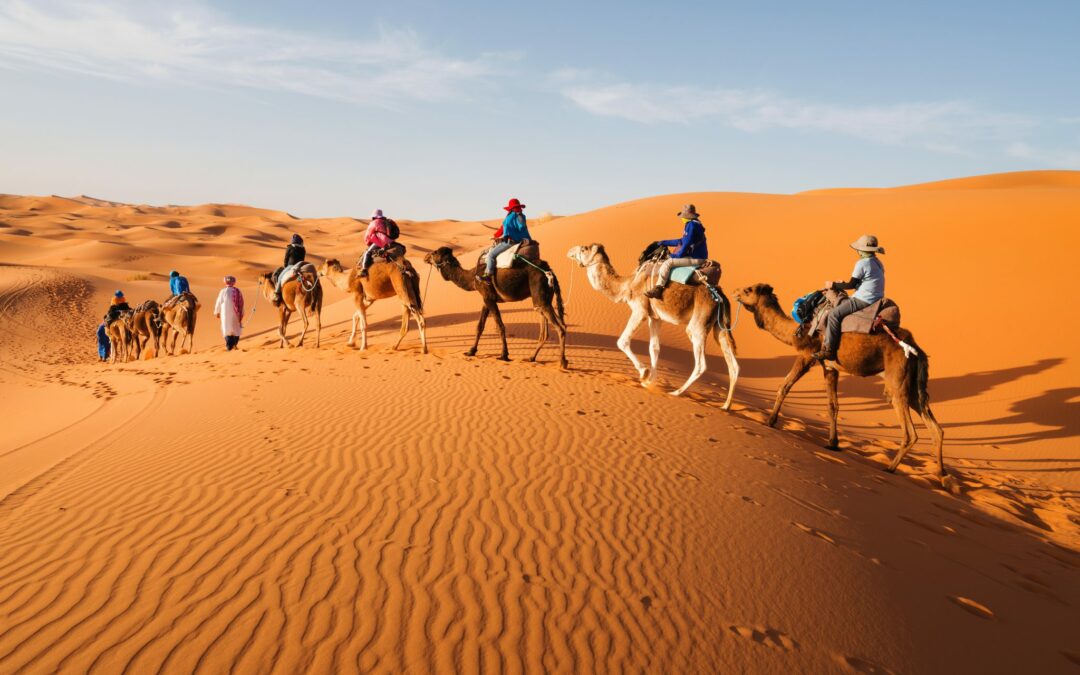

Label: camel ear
[758,283,773,295]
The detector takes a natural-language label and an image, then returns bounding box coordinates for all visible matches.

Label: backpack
[637,241,670,265]
[384,218,400,240]
[792,290,825,324]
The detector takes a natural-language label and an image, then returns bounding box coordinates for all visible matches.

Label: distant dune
[0,171,1077,673]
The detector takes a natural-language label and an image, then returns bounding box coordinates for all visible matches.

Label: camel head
[736,283,782,308]
[318,258,344,276]
[566,243,607,268]
[424,247,460,276]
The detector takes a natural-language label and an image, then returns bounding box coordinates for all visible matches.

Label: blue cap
[170,270,178,277]
[114,290,124,297]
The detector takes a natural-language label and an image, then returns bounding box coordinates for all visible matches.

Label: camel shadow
[936,386,1080,449]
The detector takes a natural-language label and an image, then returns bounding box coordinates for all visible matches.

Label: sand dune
[0,172,1078,673]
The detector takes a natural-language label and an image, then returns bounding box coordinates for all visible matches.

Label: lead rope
[514,254,556,287]
[423,262,433,305]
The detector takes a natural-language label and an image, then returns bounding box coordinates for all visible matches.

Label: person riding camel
[480,198,530,283]
[163,269,190,308]
[274,234,307,306]
[106,289,130,322]
[644,204,709,299]
[811,234,886,362]
[359,209,392,279]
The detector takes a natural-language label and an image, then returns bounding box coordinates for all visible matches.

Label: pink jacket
[365,218,390,248]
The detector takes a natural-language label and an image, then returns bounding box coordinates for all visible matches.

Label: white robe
[213,287,244,337]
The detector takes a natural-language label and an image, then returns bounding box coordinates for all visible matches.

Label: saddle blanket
[641,260,721,287]
[809,290,901,336]
[486,240,542,269]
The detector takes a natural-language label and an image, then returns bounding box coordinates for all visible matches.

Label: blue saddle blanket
[670,265,701,285]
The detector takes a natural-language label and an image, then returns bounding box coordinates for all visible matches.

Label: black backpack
[384,219,400,240]
[637,241,670,265]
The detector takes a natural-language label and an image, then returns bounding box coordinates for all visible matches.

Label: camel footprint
[728,624,798,651]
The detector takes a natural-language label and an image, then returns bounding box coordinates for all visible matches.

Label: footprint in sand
[793,521,836,545]
[728,625,798,651]
[948,595,994,620]
[834,654,896,674]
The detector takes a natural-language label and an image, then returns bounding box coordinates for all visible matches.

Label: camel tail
[711,287,737,354]
[551,273,566,324]
[406,267,424,312]
[186,303,196,336]
[907,342,931,414]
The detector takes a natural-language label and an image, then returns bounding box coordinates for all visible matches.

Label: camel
[423,246,568,368]
[105,314,131,364]
[733,283,947,485]
[258,264,323,348]
[126,300,162,359]
[567,243,739,406]
[318,257,427,353]
[161,293,199,355]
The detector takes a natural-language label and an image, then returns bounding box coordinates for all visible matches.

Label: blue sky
[1,0,1078,219]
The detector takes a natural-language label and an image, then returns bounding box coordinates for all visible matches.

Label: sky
[1,0,1079,220]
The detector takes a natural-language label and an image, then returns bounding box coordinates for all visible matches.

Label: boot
[644,285,665,299]
[812,347,837,362]
[272,291,282,307]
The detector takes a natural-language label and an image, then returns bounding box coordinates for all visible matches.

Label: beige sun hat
[850,234,885,254]
[676,204,700,219]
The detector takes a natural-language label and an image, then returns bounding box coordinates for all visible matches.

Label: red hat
[503,198,525,212]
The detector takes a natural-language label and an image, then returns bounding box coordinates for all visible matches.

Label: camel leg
[279,310,291,348]
[357,303,370,351]
[415,309,428,355]
[314,304,321,348]
[672,322,708,397]
[347,309,360,347]
[490,304,510,361]
[716,329,739,411]
[528,310,548,362]
[393,307,410,350]
[646,318,661,385]
[824,366,840,449]
[888,402,943,474]
[466,305,490,357]
[296,305,309,347]
[616,306,649,383]
[767,356,814,427]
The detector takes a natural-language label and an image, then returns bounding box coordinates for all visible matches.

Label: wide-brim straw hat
[851,234,885,254]
[676,204,700,219]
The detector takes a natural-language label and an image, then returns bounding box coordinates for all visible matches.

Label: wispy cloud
[556,71,1045,154]
[0,0,505,106]
[1006,141,1080,169]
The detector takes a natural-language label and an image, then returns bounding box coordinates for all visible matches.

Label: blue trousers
[486,240,516,275]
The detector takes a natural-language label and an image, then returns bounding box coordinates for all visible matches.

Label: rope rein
[423,262,433,305]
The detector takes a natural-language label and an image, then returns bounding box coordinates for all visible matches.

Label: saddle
[478,240,542,270]
[369,242,407,265]
[163,291,196,310]
[638,259,722,287]
[807,289,901,336]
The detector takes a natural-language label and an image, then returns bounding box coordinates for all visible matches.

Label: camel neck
[756,299,798,346]
[443,262,476,292]
[586,259,630,303]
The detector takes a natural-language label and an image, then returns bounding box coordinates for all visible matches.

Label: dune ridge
[1,171,1078,673]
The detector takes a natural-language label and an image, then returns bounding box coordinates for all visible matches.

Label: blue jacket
[659,219,708,259]
[501,211,531,241]
[97,323,110,359]
[170,275,190,296]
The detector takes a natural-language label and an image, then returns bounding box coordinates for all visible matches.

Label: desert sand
[1,171,1078,673]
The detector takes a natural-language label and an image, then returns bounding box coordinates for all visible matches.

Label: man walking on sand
[213,275,245,351]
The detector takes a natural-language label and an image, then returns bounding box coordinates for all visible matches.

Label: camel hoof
[941,473,960,495]
[464,349,477,357]
[669,390,685,397]
[527,356,537,363]
[765,417,779,428]
[497,355,511,362]
[560,360,569,370]
[884,465,898,474]
[824,443,840,452]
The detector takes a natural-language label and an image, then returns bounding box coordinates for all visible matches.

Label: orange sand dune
[1,172,1078,673]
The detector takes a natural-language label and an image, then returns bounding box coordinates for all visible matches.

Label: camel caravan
[92,198,949,485]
